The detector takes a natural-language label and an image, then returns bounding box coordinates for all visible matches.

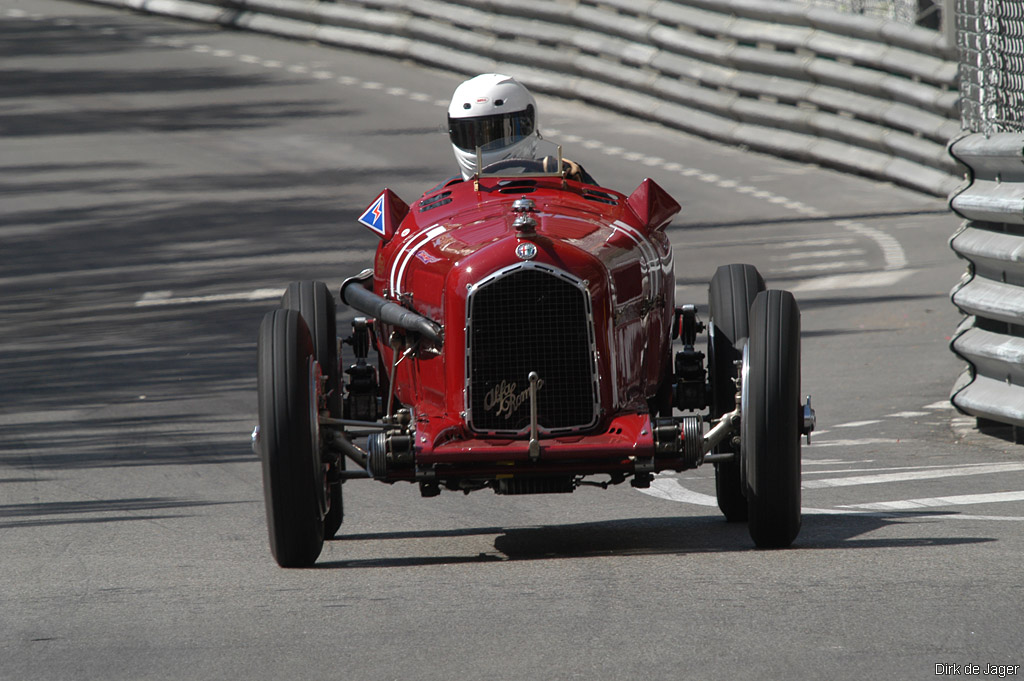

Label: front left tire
[257,308,325,567]
[282,281,343,539]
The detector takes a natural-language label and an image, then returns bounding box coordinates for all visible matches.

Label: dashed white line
[135,289,284,307]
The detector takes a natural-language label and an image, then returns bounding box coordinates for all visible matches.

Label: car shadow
[315,510,994,569]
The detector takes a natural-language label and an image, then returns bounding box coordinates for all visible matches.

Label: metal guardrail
[85,0,962,196]
[949,132,1024,441]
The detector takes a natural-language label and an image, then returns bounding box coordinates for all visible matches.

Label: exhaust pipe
[340,273,443,347]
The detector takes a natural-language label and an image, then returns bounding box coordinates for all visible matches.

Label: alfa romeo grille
[466,263,599,434]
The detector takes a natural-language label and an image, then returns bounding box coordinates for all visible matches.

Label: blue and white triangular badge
[357,193,388,237]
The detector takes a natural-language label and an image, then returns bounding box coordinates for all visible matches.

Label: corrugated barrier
[949,132,1024,442]
[84,0,962,196]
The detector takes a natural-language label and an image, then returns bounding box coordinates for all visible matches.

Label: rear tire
[282,281,343,539]
[743,290,802,549]
[257,308,325,567]
[707,264,764,522]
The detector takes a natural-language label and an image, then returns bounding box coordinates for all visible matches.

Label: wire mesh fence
[958,0,1024,133]
[784,0,943,27]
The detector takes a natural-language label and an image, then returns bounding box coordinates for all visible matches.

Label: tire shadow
[315,510,993,569]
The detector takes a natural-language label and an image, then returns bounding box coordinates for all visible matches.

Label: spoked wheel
[257,308,326,567]
[282,281,344,539]
[707,264,765,522]
[742,290,802,549]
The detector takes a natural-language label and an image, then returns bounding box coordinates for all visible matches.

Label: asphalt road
[2,2,1022,680]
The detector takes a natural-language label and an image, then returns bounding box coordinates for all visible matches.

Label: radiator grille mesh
[467,265,598,434]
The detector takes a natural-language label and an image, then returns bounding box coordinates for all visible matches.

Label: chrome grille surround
[465,262,600,435]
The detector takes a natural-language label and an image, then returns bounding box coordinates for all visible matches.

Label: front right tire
[742,290,802,549]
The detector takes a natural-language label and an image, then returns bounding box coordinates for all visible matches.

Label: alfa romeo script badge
[515,242,537,260]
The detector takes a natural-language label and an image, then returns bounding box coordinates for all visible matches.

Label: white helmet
[448,73,539,179]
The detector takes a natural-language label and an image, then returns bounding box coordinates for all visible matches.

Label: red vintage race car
[253,150,815,567]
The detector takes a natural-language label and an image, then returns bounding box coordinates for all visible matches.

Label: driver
[447,73,594,184]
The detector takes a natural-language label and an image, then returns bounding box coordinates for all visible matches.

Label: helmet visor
[448,105,535,152]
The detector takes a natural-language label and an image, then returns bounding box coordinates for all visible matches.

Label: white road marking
[801,508,1024,520]
[839,491,1024,511]
[773,260,869,274]
[808,438,899,447]
[835,220,908,270]
[924,401,955,410]
[804,459,877,465]
[805,461,1016,476]
[886,411,929,418]
[135,288,284,307]
[766,238,857,249]
[802,462,1024,489]
[789,270,914,293]
[835,420,883,428]
[642,477,718,506]
[771,248,866,261]
[640,481,1024,520]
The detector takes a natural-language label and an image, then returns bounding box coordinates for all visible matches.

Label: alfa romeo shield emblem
[515,241,537,260]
